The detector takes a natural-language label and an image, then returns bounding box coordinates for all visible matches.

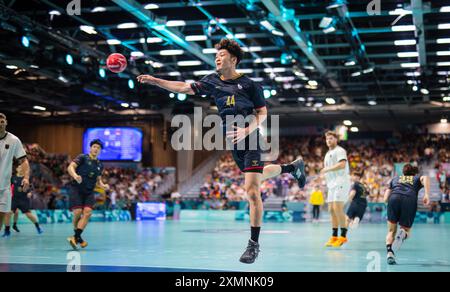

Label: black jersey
[190,73,266,121]
[72,154,104,193]
[389,175,423,198]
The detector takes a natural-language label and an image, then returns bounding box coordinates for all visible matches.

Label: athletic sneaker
[2,230,11,238]
[387,251,396,265]
[290,157,307,188]
[239,239,260,264]
[79,240,88,248]
[12,225,20,233]
[67,236,79,250]
[325,236,339,247]
[392,229,407,252]
[36,227,44,235]
[331,236,348,247]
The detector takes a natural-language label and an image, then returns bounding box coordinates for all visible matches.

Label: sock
[341,228,348,238]
[12,224,20,232]
[74,228,83,242]
[34,223,40,229]
[386,244,394,254]
[280,164,295,174]
[5,226,10,233]
[332,228,338,237]
[251,227,261,243]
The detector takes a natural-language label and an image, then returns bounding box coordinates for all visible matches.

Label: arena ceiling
[0,0,449,123]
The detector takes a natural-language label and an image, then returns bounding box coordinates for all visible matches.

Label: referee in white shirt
[0,113,30,230]
[320,130,351,248]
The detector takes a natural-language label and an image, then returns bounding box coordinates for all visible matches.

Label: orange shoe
[325,236,339,247]
[67,237,78,250]
[331,236,348,247]
[79,240,88,248]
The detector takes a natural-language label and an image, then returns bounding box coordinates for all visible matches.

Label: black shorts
[346,201,367,220]
[231,149,264,173]
[230,131,265,173]
[11,198,31,213]
[387,194,417,228]
[69,185,96,211]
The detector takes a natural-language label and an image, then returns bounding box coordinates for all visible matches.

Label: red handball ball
[106,53,127,73]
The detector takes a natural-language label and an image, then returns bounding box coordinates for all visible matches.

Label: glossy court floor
[0,219,449,272]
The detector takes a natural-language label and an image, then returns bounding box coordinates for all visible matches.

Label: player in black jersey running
[384,164,430,265]
[2,164,42,237]
[137,39,307,264]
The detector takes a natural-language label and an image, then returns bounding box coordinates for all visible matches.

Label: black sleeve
[190,74,216,96]
[415,175,423,189]
[251,82,266,109]
[72,154,85,166]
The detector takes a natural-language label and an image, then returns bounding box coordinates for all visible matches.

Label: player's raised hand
[137,75,158,85]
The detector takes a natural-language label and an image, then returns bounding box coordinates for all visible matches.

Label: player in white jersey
[0,113,30,232]
[320,131,351,248]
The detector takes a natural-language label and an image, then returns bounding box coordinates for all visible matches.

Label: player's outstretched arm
[137,75,195,95]
[421,176,430,205]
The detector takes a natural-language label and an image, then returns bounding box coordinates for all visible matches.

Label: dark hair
[90,139,104,149]
[214,38,244,65]
[0,113,6,120]
[325,130,338,139]
[352,170,364,178]
[403,164,419,176]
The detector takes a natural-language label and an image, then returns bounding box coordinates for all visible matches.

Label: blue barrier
[34,210,131,224]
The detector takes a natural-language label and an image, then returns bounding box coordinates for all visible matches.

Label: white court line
[0,256,53,259]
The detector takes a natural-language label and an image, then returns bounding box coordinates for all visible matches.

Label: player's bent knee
[328,205,335,214]
[83,208,93,217]
[246,188,261,203]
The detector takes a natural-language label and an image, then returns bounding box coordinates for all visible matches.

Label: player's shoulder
[203,73,219,81]
[336,145,347,152]
[74,153,87,161]
[5,132,21,143]
[241,75,259,87]
[240,74,253,82]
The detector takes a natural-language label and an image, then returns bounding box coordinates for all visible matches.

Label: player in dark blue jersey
[137,39,307,264]
[66,139,109,250]
[346,171,368,230]
[2,164,42,237]
[383,164,430,265]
